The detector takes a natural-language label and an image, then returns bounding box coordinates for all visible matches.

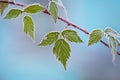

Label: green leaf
[38,32,60,46]
[62,30,83,43]
[4,9,22,19]
[23,16,34,39]
[88,29,103,46]
[24,4,45,14]
[0,0,8,15]
[107,36,119,62]
[53,39,71,70]
[49,1,58,23]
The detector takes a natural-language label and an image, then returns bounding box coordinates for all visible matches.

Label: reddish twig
[0,1,26,7]
[0,1,120,55]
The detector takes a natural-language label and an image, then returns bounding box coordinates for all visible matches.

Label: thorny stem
[0,1,120,55]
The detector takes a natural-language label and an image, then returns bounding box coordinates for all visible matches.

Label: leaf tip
[37,43,44,46]
[88,43,91,46]
[63,64,67,70]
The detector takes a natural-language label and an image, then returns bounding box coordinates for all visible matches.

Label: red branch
[0,1,120,55]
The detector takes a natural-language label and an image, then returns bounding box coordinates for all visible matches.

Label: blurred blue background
[0,0,120,80]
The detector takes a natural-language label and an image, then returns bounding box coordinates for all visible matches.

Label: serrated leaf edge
[38,31,60,46]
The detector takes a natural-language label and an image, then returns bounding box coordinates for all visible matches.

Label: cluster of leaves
[3,0,74,69]
[88,28,120,62]
[38,29,83,69]
[4,3,45,39]
[4,0,59,38]
[1,0,120,70]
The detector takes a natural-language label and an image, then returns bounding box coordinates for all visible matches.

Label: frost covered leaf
[52,0,68,20]
[88,29,103,46]
[104,27,120,38]
[107,36,119,62]
[24,4,45,14]
[38,32,59,46]
[62,30,83,43]
[23,16,34,39]
[0,0,8,15]
[104,27,120,62]
[49,1,58,23]
[52,0,64,8]
[4,9,22,19]
[53,39,71,70]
